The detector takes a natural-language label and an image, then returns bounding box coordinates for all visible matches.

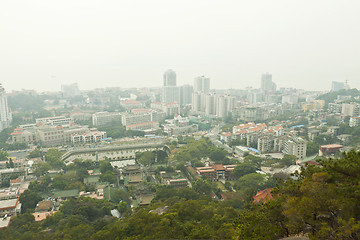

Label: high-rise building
[162,86,180,104]
[179,84,193,105]
[261,73,276,92]
[61,83,81,98]
[192,91,234,118]
[0,84,12,132]
[194,76,210,93]
[205,93,217,115]
[162,69,179,104]
[191,92,202,112]
[282,136,307,160]
[163,69,177,86]
[216,94,235,118]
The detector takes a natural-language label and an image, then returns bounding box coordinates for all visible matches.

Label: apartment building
[92,112,122,126]
[282,136,307,159]
[341,103,360,117]
[349,117,360,127]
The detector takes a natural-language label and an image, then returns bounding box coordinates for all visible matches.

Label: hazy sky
[1,0,359,92]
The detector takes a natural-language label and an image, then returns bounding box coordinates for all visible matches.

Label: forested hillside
[2,151,360,239]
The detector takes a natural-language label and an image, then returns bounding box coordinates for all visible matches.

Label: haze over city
[1,0,359,92]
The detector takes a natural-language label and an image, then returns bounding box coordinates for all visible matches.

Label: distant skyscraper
[191,92,202,112]
[205,93,217,115]
[179,84,193,105]
[0,84,12,132]
[194,76,210,93]
[61,83,81,98]
[216,94,235,118]
[261,73,276,92]
[162,86,180,104]
[331,81,349,91]
[163,69,177,86]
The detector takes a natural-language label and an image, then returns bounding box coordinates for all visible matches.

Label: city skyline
[1,0,360,92]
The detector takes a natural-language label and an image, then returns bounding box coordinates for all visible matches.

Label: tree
[19,189,42,213]
[112,189,131,204]
[117,201,130,214]
[0,150,8,161]
[232,162,257,179]
[224,181,232,191]
[77,168,89,181]
[209,149,228,163]
[32,162,51,177]
[138,151,155,166]
[244,155,263,168]
[306,141,319,156]
[279,155,297,167]
[99,160,113,174]
[99,171,115,184]
[192,179,213,195]
[45,149,65,169]
[234,173,266,191]
[27,149,42,158]
[8,158,14,168]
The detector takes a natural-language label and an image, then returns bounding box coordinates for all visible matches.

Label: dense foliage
[316,88,360,106]
[2,150,360,239]
[97,122,145,139]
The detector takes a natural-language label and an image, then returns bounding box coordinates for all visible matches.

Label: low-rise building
[159,170,188,188]
[92,112,122,126]
[0,198,21,217]
[196,164,236,181]
[120,100,143,111]
[126,121,159,131]
[35,200,54,213]
[35,116,73,126]
[253,188,273,203]
[11,120,106,146]
[319,144,344,156]
[121,113,152,126]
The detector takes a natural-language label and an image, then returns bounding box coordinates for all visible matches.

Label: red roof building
[253,188,273,203]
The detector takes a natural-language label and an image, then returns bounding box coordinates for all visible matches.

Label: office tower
[0,84,12,132]
[162,69,179,104]
[261,73,276,92]
[194,76,210,93]
[163,69,177,86]
[61,83,81,98]
[162,86,180,104]
[179,84,193,105]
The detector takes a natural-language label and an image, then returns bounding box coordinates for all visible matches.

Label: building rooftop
[32,211,56,222]
[0,217,11,228]
[0,198,18,209]
[35,200,53,212]
[139,194,155,205]
[52,189,79,199]
[253,188,273,203]
[320,144,344,149]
